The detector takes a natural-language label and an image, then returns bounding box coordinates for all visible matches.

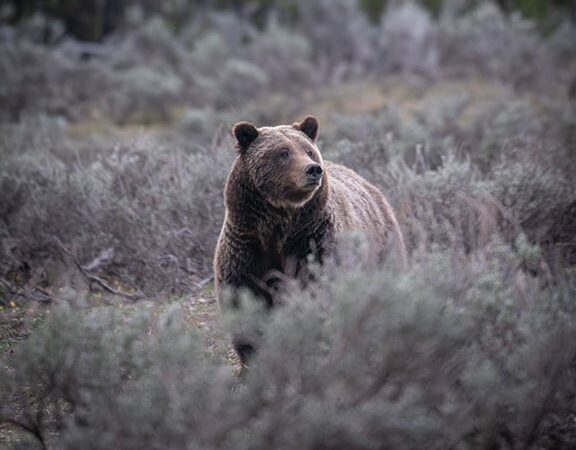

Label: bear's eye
[279,149,290,159]
[306,150,314,158]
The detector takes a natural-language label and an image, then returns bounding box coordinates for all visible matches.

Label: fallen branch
[82,247,114,272]
[52,236,144,300]
[195,275,214,289]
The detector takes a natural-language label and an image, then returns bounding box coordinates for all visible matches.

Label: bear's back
[325,161,404,262]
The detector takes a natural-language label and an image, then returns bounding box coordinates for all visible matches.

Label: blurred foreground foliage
[1,240,576,449]
[1,0,576,448]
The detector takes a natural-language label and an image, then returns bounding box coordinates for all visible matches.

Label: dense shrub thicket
[4,0,574,41]
[2,2,575,124]
[1,0,576,449]
[0,134,231,294]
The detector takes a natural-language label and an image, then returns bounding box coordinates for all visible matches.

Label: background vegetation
[1,0,575,448]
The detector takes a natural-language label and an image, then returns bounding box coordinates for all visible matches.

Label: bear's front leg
[214,227,271,365]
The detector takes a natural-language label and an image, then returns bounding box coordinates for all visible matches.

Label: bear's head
[232,115,324,208]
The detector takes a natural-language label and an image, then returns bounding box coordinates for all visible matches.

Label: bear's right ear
[232,122,259,152]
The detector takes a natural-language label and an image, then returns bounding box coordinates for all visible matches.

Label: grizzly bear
[214,116,406,364]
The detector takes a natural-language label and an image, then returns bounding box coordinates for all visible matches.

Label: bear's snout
[304,163,323,183]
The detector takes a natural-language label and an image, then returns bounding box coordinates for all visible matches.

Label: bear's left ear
[293,115,319,141]
[232,121,259,152]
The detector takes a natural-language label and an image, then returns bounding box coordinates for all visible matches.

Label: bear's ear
[293,115,319,141]
[232,121,259,152]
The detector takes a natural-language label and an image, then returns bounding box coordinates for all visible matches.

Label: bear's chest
[257,217,329,272]
[258,224,289,270]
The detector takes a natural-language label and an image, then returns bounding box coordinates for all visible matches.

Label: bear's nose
[305,163,323,181]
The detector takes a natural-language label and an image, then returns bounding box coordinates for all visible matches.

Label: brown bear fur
[214,115,406,364]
